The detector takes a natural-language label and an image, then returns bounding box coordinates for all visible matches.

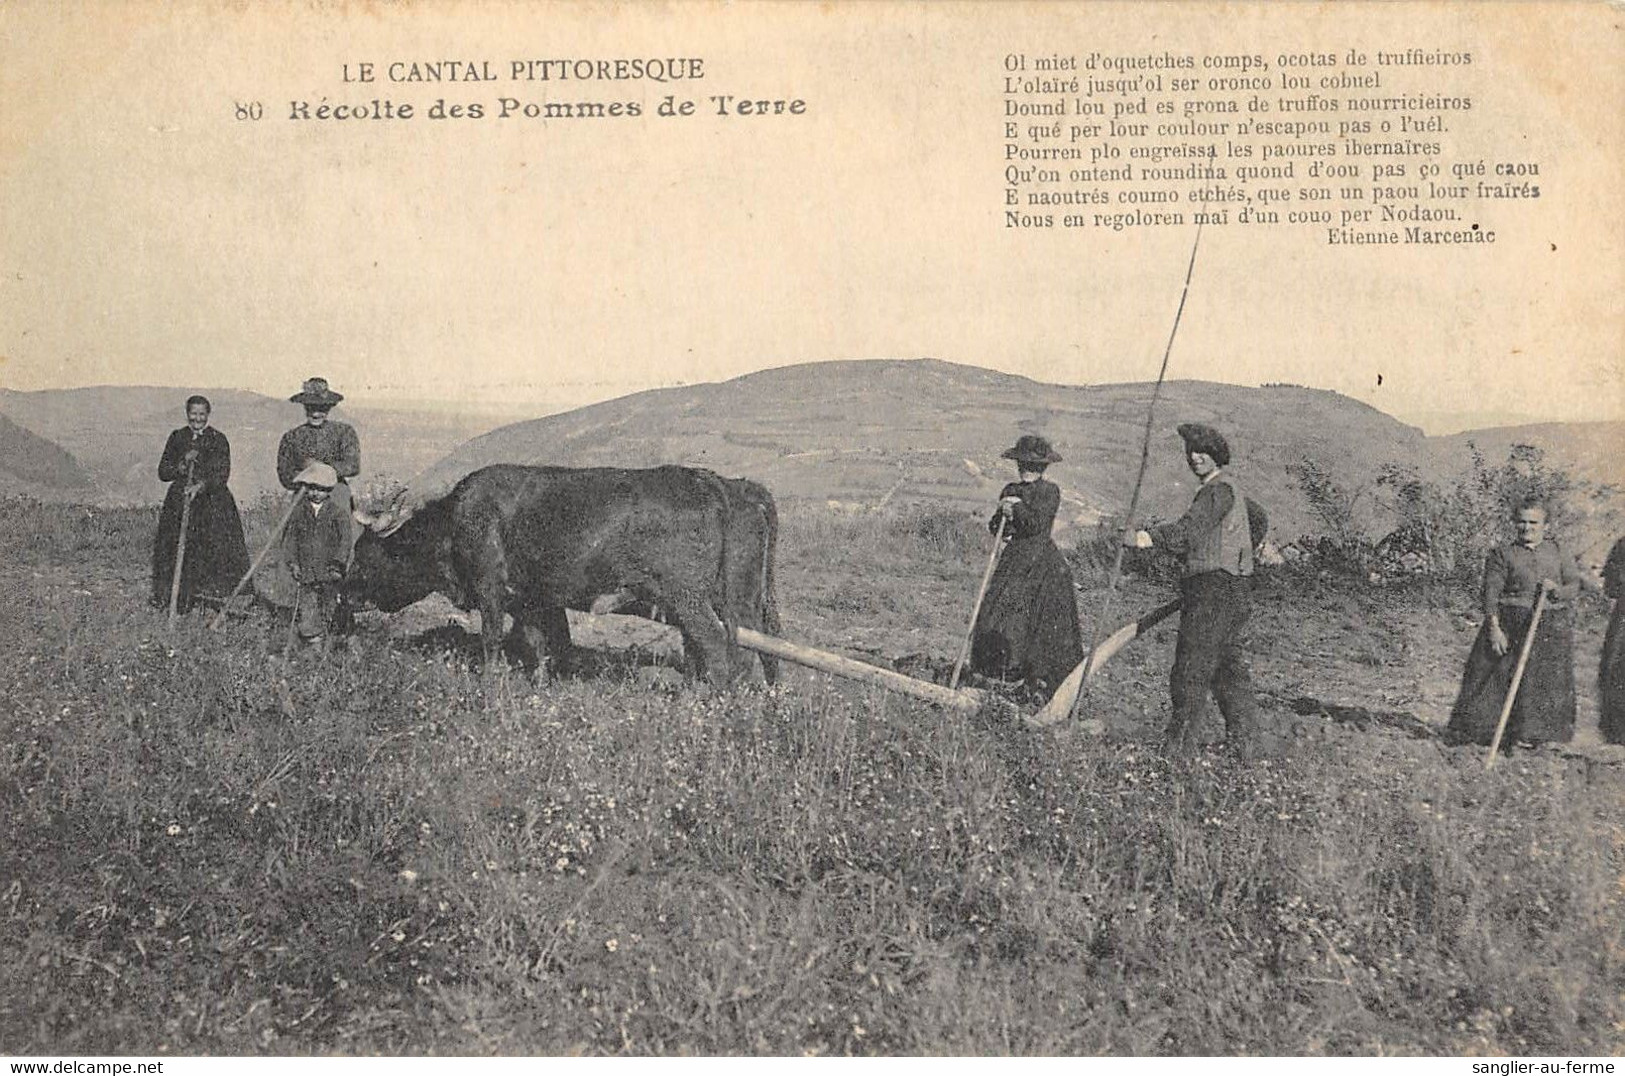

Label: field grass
[2,497,1623,1055]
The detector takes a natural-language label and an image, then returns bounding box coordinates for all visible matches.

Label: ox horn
[374,501,415,538]
[354,487,416,534]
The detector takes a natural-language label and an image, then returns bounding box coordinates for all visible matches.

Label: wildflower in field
[166,823,181,836]
[605,938,619,952]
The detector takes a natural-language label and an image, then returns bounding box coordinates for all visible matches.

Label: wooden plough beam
[735,627,984,713]
[734,597,1183,723]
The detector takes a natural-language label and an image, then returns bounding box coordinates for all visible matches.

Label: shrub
[1286,444,1617,592]
[1289,455,1368,550]
[1374,443,1615,589]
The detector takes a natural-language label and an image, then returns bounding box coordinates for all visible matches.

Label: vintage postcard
[1,0,1621,1061]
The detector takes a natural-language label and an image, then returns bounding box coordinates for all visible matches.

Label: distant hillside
[10,366,1617,549]
[0,412,96,498]
[1438,421,1625,559]
[418,359,1440,542]
[1438,421,1624,483]
[0,387,516,507]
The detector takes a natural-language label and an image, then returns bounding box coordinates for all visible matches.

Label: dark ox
[591,475,783,683]
[720,476,782,683]
[345,464,779,685]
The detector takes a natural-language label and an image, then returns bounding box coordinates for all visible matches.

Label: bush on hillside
[1285,443,1617,590]
[1288,455,1369,550]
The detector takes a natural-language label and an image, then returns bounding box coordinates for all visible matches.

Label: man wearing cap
[277,378,361,516]
[282,462,352,647]
[1128,423,1261,756]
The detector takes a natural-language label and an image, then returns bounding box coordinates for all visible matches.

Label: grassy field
[2,497,1623,1055]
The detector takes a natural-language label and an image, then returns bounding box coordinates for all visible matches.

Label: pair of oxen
[342,464,781,686]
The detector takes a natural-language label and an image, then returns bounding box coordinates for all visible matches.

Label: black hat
[1001,434,1062,465]
[1177,423,1230,466]
[290,377,344,407]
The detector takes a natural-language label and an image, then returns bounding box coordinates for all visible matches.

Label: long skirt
[150,483,250,613]
[1447,604,1576,746]
[970,536,1083,691]
[1600,602,1625,745]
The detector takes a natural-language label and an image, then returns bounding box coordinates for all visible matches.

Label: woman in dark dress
[969,434,1084,695]
[1600,537,1625,744]
[150,395,250,614]
[1447,498,1583,748]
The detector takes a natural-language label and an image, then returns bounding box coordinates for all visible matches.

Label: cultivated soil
[2,498,1622,1055]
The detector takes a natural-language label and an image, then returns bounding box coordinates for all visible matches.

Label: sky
[1,2,1620,435]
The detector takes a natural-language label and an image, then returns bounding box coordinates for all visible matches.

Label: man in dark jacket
[1129,423,1261,756]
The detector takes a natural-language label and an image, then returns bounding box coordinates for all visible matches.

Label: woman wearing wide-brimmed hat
[149,394,250,613]
[276,377,360,516]
[969,434,1083,695]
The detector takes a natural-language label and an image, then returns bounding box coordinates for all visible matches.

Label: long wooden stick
[166,459,196,630]
[284,583,302,657]
[736,627,983,714]
[209,489,305,631]
[1485,587,1549,770]
[950,513,1007,689]
[1070,219,1205,722]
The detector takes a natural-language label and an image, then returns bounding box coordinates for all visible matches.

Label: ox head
[351,485,415,537]
[345,491,446,613]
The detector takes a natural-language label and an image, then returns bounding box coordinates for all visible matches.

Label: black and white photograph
[1,0,1621,1060]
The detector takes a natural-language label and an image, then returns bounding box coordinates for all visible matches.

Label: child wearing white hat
[282,461,351,647]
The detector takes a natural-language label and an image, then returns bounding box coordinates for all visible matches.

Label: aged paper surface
[2,0,1624,1061]
[2,0,1619,428]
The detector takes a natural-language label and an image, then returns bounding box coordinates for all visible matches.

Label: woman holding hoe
[968,434,1083,698]
[1448,497,1584,749]
[149,395,249,615]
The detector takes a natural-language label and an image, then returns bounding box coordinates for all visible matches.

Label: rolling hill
[417,359,1623,548]
[0,387,517,507]
[0,412,96,498]
[1438,421,1623,484]
[417,359,1441,542]
[6,362,1618,552]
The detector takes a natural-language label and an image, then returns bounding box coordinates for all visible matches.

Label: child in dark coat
[283,462,352,646]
